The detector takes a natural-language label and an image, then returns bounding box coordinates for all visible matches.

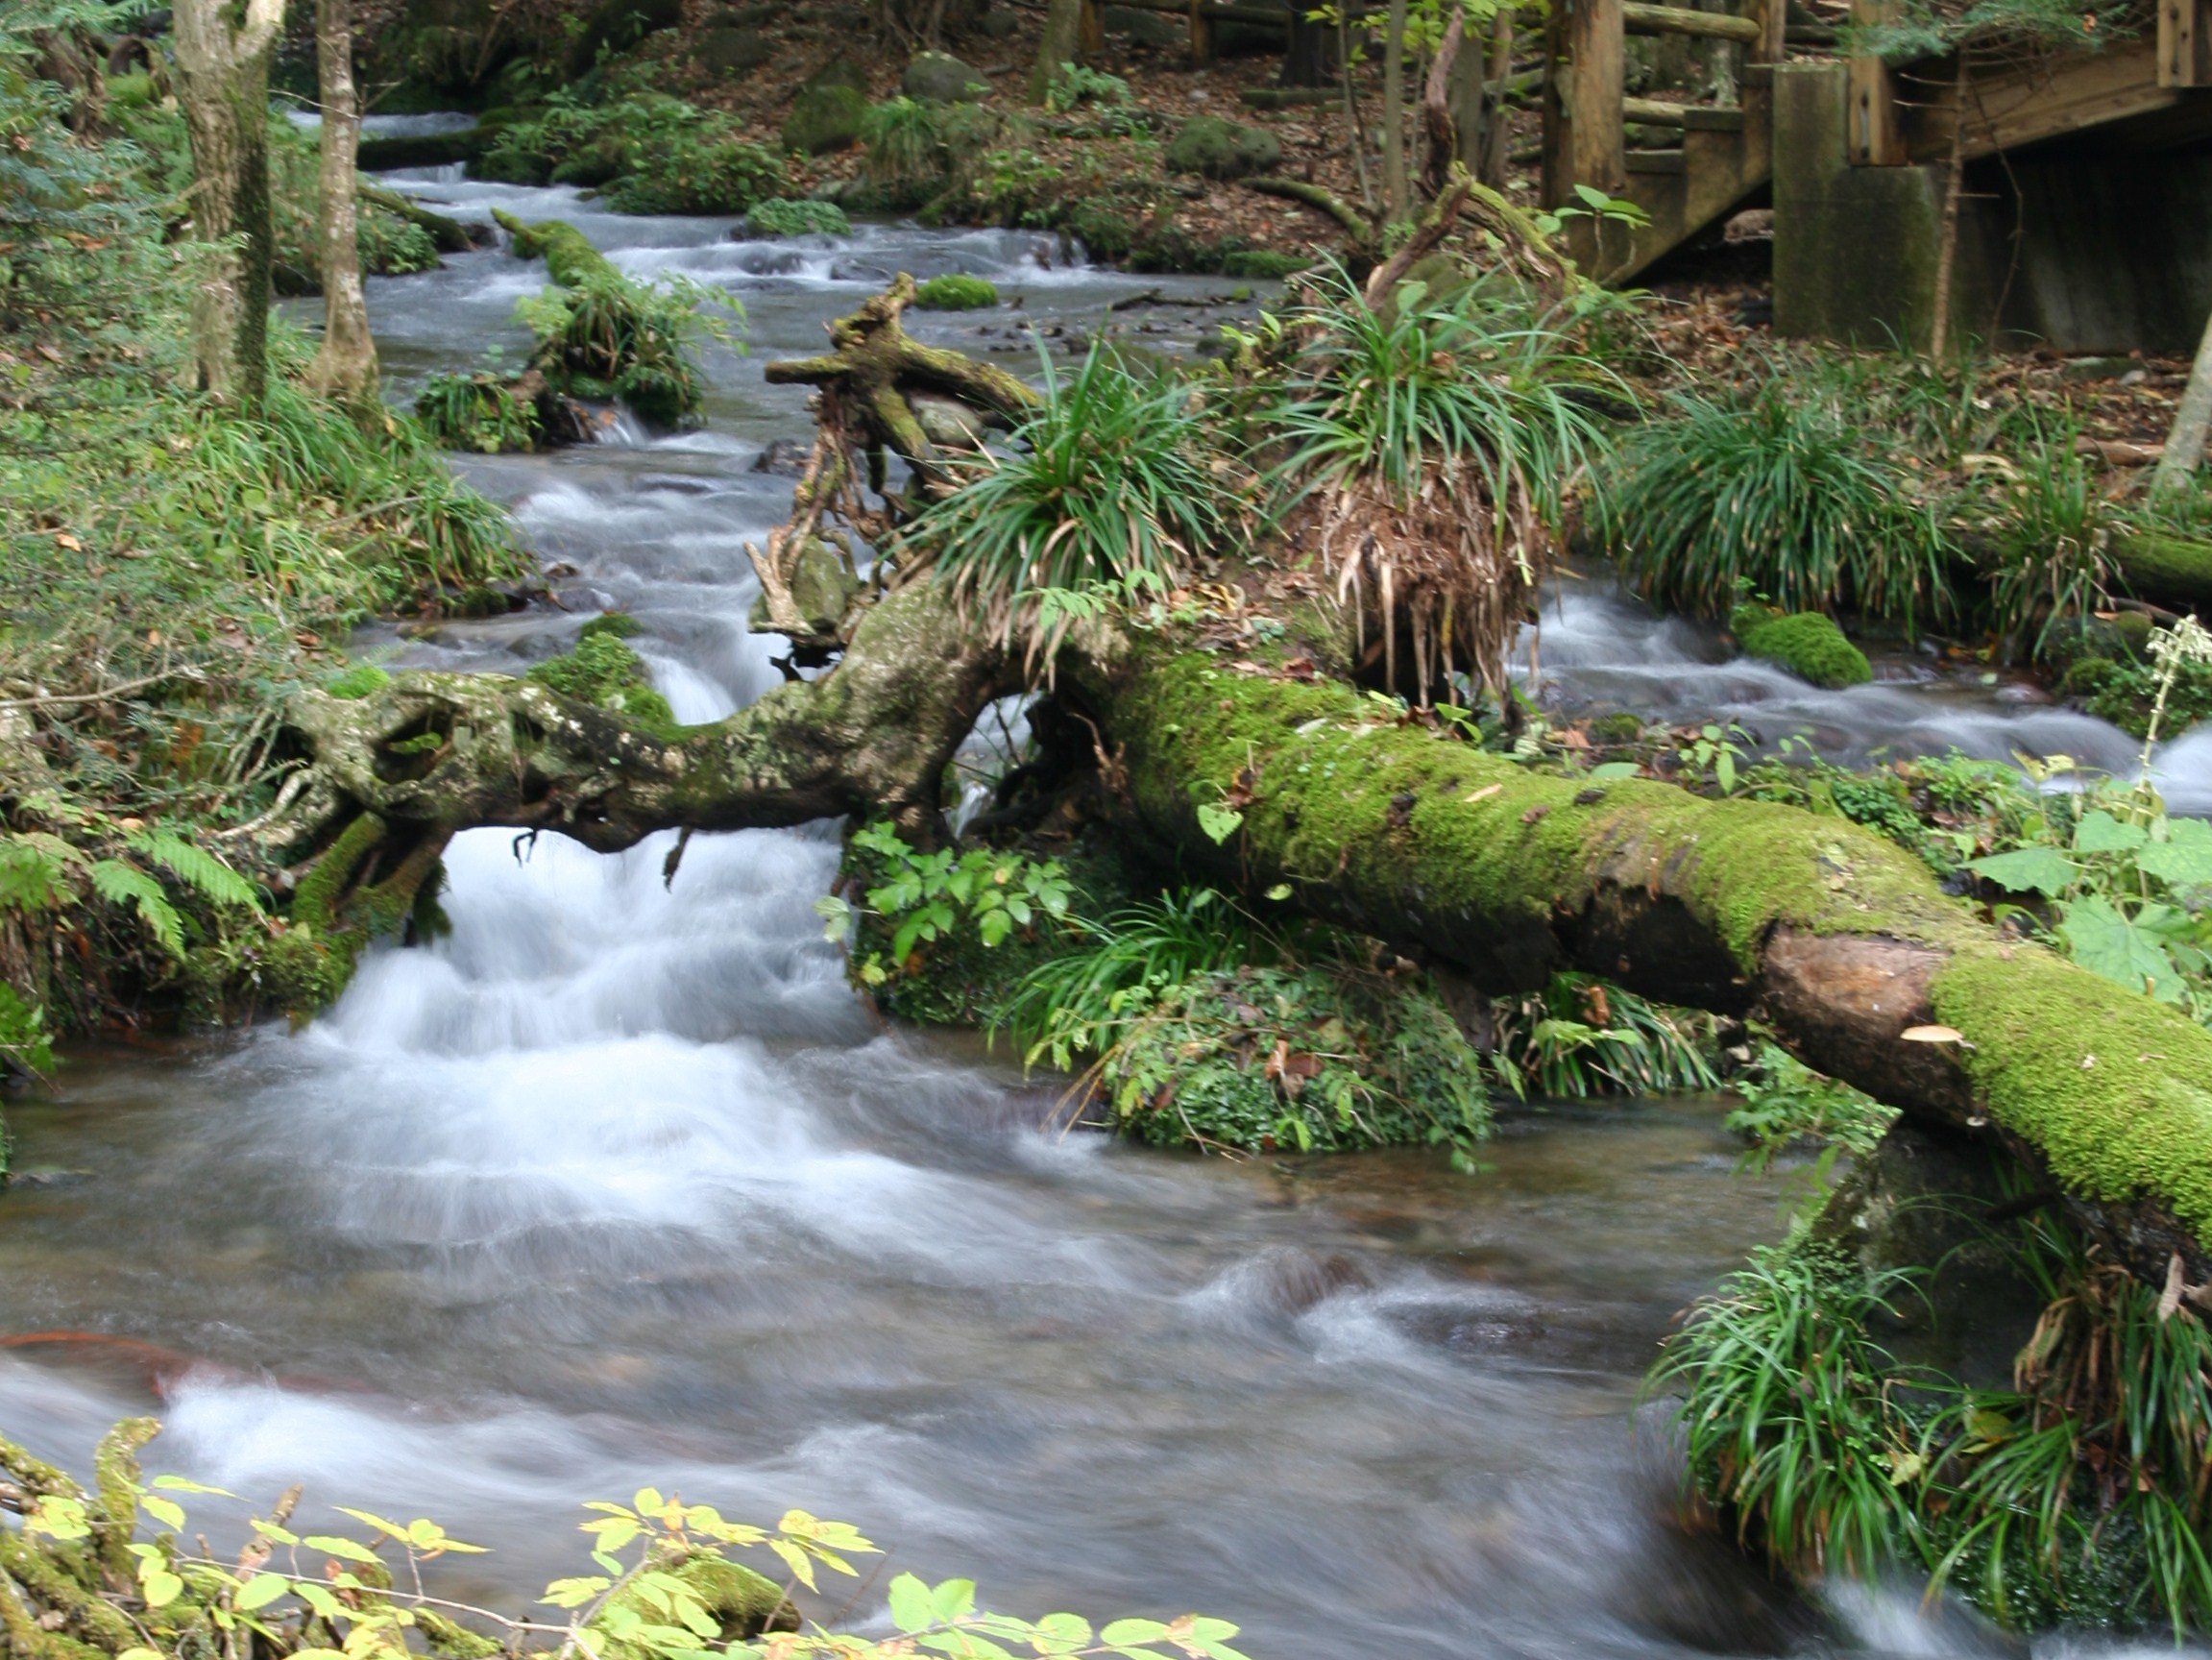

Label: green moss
[526,626,679,737]
[1731,605,1873,689]
[1932,944,2212,1241]
[912,274,1000,310]
[781,84,866,156]
[744,198,852,238]
[324,665,393,701]
[1219,249,1311,280]
[290,813,388,936]
[1163,115,1281,182]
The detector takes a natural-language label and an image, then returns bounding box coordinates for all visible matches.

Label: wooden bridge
[1532,0,2212,282]
[1538,0,2212,290]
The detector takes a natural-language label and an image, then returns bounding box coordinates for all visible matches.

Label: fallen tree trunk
[266,586,2212,1283]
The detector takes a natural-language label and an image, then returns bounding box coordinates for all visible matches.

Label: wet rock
[903,50,990,103]
[908,392,1001,451]
[751,437,811,476]
[1164,115,1281,181]
[746,538,858,638]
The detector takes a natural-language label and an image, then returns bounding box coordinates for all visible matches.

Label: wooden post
[1080,0,1106,54]
[2161,0,2209,85]
[1846,0,1907,162]
[1568,0,1626,193]
[1541,5,1571,205]
[1189,0,1214,63]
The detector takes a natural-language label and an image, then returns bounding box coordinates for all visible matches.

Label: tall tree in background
[310,0,377,406]
[1380,0,1411,219]
[1030,0,1083,101]
[171,0,282,406]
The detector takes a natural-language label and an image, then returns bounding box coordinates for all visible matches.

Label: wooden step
[1626,147,1689,174]
[1621,97,1748,130]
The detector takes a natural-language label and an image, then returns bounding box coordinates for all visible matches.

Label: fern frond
[0,833,86,913]
[89,858,185,956]
[129,830,261,912]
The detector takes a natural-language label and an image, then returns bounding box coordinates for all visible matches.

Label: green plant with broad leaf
[1,1420,1244,1660]
[817,822,1074,975]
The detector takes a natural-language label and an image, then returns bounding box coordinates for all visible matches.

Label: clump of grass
[1490,972,1718,1097]
[912,273,999,310]
[859,96,945,199]
[1598,375,1950,628]
[997,891,1493,1159]
[1270,264,1618,701]
[898,342,1252,655]
[414,370,545,453]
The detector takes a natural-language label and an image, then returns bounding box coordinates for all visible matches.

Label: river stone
[908,392,997,451]
[903,50,990,103]
[1164,114,1281,180]
[1104,4,1185,45]
[782,82,866,154]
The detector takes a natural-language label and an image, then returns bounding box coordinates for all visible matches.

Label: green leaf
[814,893,852,941]
[129,830,261,910]
[769,1537,816,1591]
[1967,845,2078,897]
[2139,818,2212,889]
[303,1536,382,1565]
[1031,1612,1092,1652]
[141,1495,186,1530]
[1101,1619,1170,1646]
[1196,803,1244,845]
[2058,895,2186,1001]
[141,1569,184,1609]
[931,1577,978,1623]
[234,1574,291,1613]
[152,1475,236,1496]
[543,1576,614,1610]
[2073,809,2148,854]
[978,909,1012,947]
[887,1573,936,1633]
[89,858,184,955]
[1588,761,1641,780]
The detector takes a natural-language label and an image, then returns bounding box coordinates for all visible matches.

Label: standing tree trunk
[1928,51,1968,363]
[2154,305,2212,499]
[171,0,285,408]
[1381,0,1411,221]
[310,0,378,409]
[1030,0,1084,102]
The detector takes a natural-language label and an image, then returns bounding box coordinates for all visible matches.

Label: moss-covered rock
[744,197,852,237]
[1220,248,1311,279]
[912,273,999,309]
[903,51,990,103]
[1730,604,1872,689]
[695,24,774,78]
[1163,115,1281,181]
[782,83,867,156]
[747,539,859,638]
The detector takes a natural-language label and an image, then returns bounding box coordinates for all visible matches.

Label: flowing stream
[3,161,2203,1659]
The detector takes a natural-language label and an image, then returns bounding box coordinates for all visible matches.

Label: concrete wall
[1772,62,2212,355]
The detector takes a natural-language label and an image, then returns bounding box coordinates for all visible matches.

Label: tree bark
[171,0,285,408]
[1381,0,1411,221]
[2153,305,2212,500]
[1478,10,1516,188]
[1419,11,1465,199]
[309,0,379,410]
[1030,0,1085,103]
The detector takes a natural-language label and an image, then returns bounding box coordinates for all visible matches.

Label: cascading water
[1,167,2197,1659]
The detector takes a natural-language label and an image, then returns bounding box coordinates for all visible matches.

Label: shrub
[1270,265,1616,698]
[859,95,945,198]
[1723,1041,1896,1171]
[477,91,784,215]
[897,342,1250,650]
[1599,378,1951,627]
[1729,603,1872,689]
[513,260,741,428]
[912,273,999,309]
[744,197,852,237]
[414,370,545,453]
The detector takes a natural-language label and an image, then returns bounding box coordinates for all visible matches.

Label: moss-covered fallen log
[267,586,2212,1282]
[1080,638,2212,1282]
